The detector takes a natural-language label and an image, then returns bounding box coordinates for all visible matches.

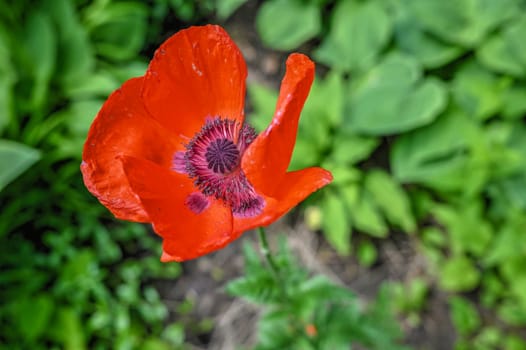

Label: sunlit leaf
[315,0,391,72]
[345,53,447,135]
[256,0,321,50]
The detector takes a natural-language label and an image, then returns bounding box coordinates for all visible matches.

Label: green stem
[257,227,280,277]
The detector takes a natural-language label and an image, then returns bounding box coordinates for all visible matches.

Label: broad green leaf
[394,8,462,68]
[345,53,447,135]
[502,84,526,119]
[216,0,247,20]
[485,213,526,266]
[142,339,171,350]
[404,0,519,47]
[449,296,481,336]
[322,191,351,255]
[478,17,526,78]
[439,255,480,291]
[0,140,41,192]
[365,169,416,232]
[452,60,511,120]
[330,133,379,165]
[314,0,391,72]
[256,0,321,50]
[391,110,475,190]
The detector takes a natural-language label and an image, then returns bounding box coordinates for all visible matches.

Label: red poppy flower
[81,25,332,262]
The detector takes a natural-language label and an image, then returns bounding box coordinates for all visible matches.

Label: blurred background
[1,0,526,349]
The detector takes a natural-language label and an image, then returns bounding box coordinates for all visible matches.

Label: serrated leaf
[365,169,416,232]
[0,140,41,192]
[345,53,447,135]
[226,274,280,304]
[256,0,321,50]
[315,0,391,72]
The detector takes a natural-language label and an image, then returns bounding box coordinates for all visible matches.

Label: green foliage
[0,0,193,348]
[228,238,409,350]
[252,0,526,346]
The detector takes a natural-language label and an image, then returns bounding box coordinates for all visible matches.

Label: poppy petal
[142,25,247,139]
[81,77,179,222]
[233,167,332,233]
[242,53,315,196]
[120,156,236,261]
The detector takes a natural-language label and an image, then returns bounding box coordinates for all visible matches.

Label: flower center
[205,138,239,174]
[173,118,264,217]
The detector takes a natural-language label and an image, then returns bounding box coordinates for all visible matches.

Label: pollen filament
[173,118,264,217]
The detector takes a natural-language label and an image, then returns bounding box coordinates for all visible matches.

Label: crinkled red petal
[120,156,236,262]
[233,167,332,233]
[81,77,179,222]
[142,25,247,139]
[242,53,315,197]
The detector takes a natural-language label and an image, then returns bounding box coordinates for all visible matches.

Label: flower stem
[257,227,280,277]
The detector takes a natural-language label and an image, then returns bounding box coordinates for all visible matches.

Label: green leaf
[256,0,321,50]
[10,294,54,341]
[439,255,480,291]
[0,140,41,192]
[394,6,463,68]
[433,201,493,257]
[478,17,526,77]
[449,296,481,336]
[345,53,447,135]
[216,0,247,20]
[314,0,391,72]
[51,307,86,350]
[404,0,520,47]
[44,0,95,88]
[364,169,416,232]
[502,84,526,119]
[343,186,389,238]
[452,60,511,120]
[356,240,377,267]
[23,10,56,111]
[0,26,15,133]
[390,110,474,190]
[321,191,351,255]
[330,133,379,165]
[88,2,149,61]
[226,273,280,304]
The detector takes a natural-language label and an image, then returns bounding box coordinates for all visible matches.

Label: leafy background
[1,0,526,349]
